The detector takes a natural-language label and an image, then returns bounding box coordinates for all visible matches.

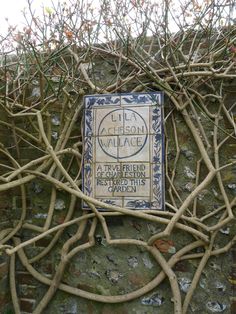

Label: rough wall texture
[0,51,235,314]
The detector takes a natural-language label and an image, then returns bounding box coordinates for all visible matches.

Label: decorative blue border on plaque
[82,92,165,211]
[84,92,162,109]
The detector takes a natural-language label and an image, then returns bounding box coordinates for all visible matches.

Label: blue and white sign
[82,92,165,210]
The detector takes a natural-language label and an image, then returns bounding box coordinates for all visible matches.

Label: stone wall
[0,50,235,314]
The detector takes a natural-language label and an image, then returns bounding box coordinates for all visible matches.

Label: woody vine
[0,0,236,313]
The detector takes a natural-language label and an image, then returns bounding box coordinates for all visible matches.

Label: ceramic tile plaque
[82,92,164,210]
